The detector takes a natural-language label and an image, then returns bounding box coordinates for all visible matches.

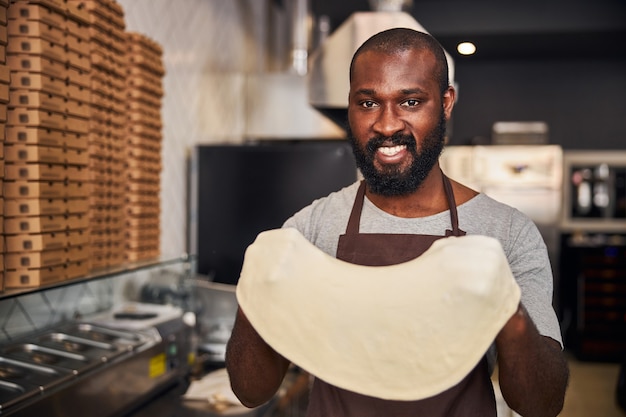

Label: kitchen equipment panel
[561,150,626,233]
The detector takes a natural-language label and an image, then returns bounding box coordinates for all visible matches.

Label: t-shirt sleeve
[505,211,563,348]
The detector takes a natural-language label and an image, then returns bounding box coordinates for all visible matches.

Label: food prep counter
[122,380,273,417]
[123,363,307,417]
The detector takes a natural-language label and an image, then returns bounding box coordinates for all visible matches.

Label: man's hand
[496,304,569,417]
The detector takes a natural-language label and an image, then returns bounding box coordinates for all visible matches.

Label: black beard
[347,111,447,197]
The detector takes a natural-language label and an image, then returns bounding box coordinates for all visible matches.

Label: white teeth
[378,145,406,156]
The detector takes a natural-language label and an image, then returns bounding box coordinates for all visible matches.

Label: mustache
[365,132,417,155]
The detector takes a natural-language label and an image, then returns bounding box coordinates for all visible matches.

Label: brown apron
[306,175,497,417]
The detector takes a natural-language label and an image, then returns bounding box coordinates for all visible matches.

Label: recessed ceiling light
[457,42,476,55]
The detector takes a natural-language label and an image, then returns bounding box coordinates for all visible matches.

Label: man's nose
[372,105,405,137]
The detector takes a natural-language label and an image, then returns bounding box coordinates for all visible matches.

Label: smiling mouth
[377,144,407,156]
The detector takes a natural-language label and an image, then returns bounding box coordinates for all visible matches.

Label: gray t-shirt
[283,181,563,368]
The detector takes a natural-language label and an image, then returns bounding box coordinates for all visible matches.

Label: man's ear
[443,86,456,120]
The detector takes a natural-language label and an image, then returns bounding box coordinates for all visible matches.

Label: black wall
[448,58,626,149]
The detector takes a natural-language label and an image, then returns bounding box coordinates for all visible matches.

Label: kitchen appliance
[560,150,626,233]
[491,121,549,145]
[0,303,192,416]
[558,150,626,361]
[439,144,563,260]
[308,6,455,126]
[559,232,626,361]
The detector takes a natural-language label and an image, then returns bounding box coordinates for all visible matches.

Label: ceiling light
[457,42,476,55]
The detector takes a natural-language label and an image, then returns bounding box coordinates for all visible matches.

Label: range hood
[308,11,456,127]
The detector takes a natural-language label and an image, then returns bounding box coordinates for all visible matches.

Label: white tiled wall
[118,0,275,259]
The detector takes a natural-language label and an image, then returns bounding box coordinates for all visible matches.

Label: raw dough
[236,228,520,400]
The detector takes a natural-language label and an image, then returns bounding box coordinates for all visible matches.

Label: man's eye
[361,101,377,108]
[403,99,420,107]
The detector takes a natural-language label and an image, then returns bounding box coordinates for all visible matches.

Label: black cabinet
[559,233,626,361]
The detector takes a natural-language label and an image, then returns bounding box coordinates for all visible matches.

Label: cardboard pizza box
[0,81,8,102]
[125,228,160,242]
[4,163,89,181]
[0,2,7,25]
[126,58,164,83]
[65,259,90,280]
[126,124,162,142]
[4,213,89,234]
[92,68,126,91]
[7,3,65,29]
[125,216,160,229]
[90,46,126,78]
[126,31,163,56]
[7,109,90,133]
[128,111,163,130]
[126,86,162,106]
[9,89,67,113]
[82,0,125,28]
[0,21,6,45]
[126,169,160,184]
[4,143,88,165]
[7,36,91,71]
[7,19,90,55]
[9,70,66,96]
[126,133,163,149]
[17,0,91,26]
[88,22,126,52]
[3,180,88,199]
[0,63,9,82]
[125,180,160,194]
[126,148,162,164]
[4,264,65,288]
[5,126,88,149]
[4,197,89,217]
[126,101,161,121]
[6,247,71,269]
[4,229,87,252]
[124,193,159,205]
[127,64,162,87]
[7,55,91,88]
[126,72,164,96]
[126,54,164,78]
[9,90,90,119]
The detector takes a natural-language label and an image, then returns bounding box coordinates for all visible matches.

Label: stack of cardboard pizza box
[0,0,165,291]
[0,0,8,291]
[81,0,127,270]
[123,32,163,263]
[3,0,91,289]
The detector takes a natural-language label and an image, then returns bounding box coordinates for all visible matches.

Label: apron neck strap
[345,180,367,235]
[345,172,465,236]
[442,174,464,236]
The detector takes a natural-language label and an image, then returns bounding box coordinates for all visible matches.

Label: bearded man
[226,28,568,417]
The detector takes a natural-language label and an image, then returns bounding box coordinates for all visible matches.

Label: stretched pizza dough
[236,228,520,401]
